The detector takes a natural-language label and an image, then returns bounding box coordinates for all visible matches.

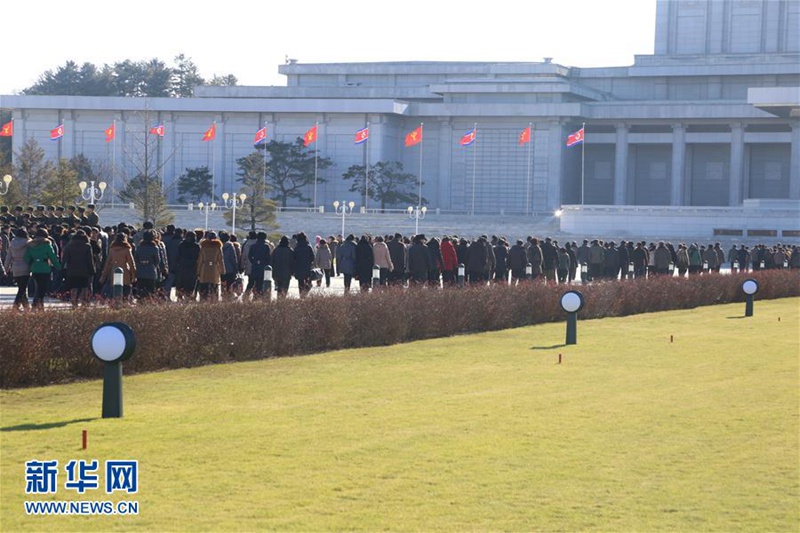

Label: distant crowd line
[1,211,798,310]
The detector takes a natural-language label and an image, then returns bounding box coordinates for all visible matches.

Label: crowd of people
[1,205,798,310]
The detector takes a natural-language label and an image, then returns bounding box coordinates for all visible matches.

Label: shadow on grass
[1,417,97,432]
[530,344,568,350]
[726,316,747,319]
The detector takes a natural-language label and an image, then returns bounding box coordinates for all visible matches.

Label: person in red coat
[440,236,459,286]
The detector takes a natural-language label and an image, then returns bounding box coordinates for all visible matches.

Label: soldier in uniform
[45,206,58,226]
[85,204,100,227]
[54,206,65,225]
[64,206,79,227]
[34,205,46,225]
[0,206,11,225]
[12,206,24,227]
[77,206,87,225]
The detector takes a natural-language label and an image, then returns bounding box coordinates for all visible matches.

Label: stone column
[671,123,686,206]
[790,121,800,200]
[728,123,744,206]
[614,123,629,205]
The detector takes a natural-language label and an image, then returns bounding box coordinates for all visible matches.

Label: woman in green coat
[23,228,61,309]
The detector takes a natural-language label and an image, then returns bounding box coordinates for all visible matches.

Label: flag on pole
[566,126,584,147]
[303,124,318,147]
[50,124,64,141]
[518,126,531,146]
[202,123,216,142]
[254,126,267,145]
[460,127,477,146]
[354,127,369,145]
[104,123,115,142]
[405,125,422,147]
[0,120,13,137]
[149,124,165,137]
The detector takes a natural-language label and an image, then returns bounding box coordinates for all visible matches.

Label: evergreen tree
[342,161,425,210]
[263,139,332,207]
[13,138,54,206]
[40,158,79,207]
[225,151,277,232]
[118,174,174,227]
[176,166,213,203]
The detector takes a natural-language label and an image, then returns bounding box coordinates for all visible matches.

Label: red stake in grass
[558,353,562,364]
[670,335,673,343]
[82,430,87,450]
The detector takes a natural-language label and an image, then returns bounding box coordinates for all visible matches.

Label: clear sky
[0,0,657,95]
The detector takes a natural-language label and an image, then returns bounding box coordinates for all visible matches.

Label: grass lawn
[1,298,798,532]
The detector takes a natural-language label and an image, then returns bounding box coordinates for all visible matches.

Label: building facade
[2,0,798,214]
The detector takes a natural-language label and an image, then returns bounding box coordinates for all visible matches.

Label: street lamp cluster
[407,205,427,235]
[79,180,107,204]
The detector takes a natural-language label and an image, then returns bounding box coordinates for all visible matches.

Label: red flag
[253,126,267,145]
[566,126,584,147]
[50,124,64,141]
[303,125,318,147]
[0,120,13,137]
[460,127,476,146]
[518,126,531,146]
[202,123,216,142]
[354,127,369,145]
[105,123,115,142]
[405,126,422,147]
[149,124,165,137]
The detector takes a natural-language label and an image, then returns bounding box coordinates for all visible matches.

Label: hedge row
[1,270,798,388]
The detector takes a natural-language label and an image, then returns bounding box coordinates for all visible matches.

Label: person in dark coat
[336,234,357,293]
[540,237,558,283]
[293,232,314,297]
[175,231,200,301]
[355,235,375,292]
[493,238,509,284]
[62,229,96,308]
[134,230,164,300]
[508,239,528,284]
[387,233,406,286]
[466,237,488,284]
[271,236,295,298]
[407,235,432,286]
[427,237,443,288]
[248,232,271,298]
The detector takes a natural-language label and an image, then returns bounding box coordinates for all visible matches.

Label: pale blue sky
[0,0,656,95]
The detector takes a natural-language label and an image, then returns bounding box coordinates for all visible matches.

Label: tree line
[20,54,237,97]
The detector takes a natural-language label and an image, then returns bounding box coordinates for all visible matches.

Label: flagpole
[580,122,585,206]
[211,121,217,203]
[262,121,268,199]
[526,122,532,216]
[313,121,319,210]
[364,121,370,212]
[417,122,424,212]
[111,119,116,208]
[470,122,477,216]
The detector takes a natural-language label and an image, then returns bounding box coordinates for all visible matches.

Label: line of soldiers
[0,204,100,228]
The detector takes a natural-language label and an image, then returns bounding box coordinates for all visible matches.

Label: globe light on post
[560,290,585,345]
[90,322,136,418]
[457,264,465,287]
[333,200,355,237]
[0,174,13,196]
[742,278,759,317]
[221,192,247,235]
[263,265,273,300]
[407,205,427,235]
[79,180,106,204]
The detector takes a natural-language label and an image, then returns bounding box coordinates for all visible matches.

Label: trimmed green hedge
[1,270,798,388]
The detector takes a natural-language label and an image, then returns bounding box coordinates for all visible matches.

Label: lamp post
[742,278,759,317]
[197,201,217,231]
[333,201,355,237]
[560,290,585,345]
[221,192,247,235]
[0,174,12,196]
[90,322,136,418]
[407,205,427,235]
[79,180,107,204]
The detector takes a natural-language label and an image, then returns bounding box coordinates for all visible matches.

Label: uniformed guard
[85,204,100,227]
[0,206,10,225]
[65,206,79,227]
